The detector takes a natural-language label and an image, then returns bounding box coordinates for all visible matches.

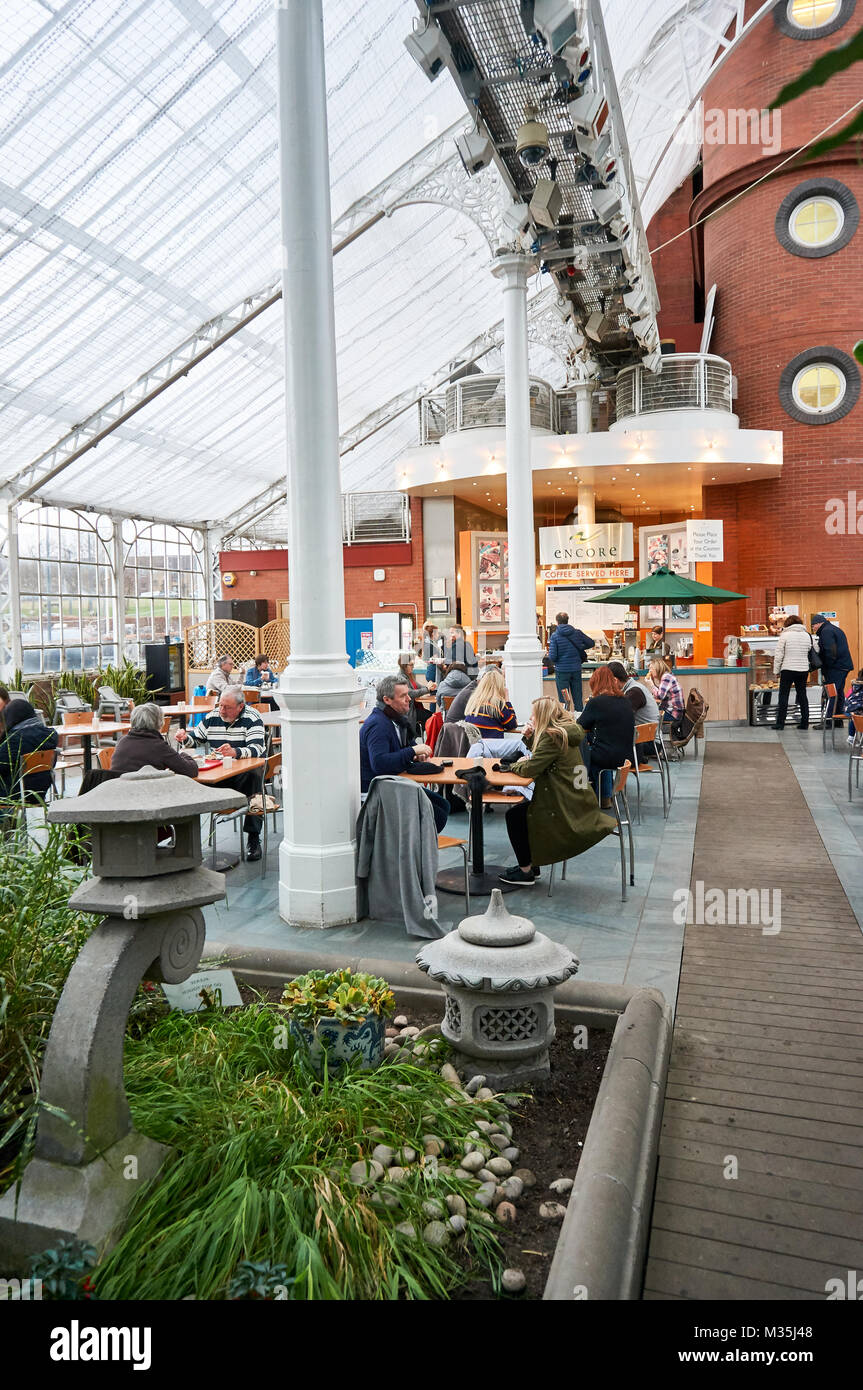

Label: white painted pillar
[0,501,22,682]
[576,484,595,528]
[203,526,224,624]
[276,0,363,928]
[574,379,595,434]
[111,524,125,664]
[491,253,543,722]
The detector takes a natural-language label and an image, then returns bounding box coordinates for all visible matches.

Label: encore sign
[539,523,634,565]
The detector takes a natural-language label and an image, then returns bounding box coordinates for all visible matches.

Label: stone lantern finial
[416,890,578,1087]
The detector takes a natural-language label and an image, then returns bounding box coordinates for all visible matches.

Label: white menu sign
[685,519,724,561]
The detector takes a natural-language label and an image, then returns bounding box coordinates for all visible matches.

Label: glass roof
[0,0,753,530]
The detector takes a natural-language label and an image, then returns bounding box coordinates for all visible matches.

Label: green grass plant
[93,1000,504,1300]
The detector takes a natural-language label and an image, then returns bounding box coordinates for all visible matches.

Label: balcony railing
[615,354,733,422]
[342,491,411,545]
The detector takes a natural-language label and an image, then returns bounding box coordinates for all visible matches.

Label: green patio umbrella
[584,565,747,647]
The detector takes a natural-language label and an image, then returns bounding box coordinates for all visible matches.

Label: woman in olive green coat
[500,697,615,886]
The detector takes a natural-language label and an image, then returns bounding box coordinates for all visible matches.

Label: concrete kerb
[209,941,672,1301]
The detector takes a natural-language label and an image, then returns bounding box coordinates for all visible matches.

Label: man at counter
[548,612,593,712]
[609,661,659,758]
[812,614,854,730]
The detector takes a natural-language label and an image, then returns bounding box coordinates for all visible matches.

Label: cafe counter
[542,664,752,724]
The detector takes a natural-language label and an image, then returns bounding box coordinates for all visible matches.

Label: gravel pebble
[475,1120,494,1134]
[394,1221,416,1238]
[514,1168,536,1188]
[496,1201,517,1225]
[448,1214,467,1236]
[440,1062,461,1087]
[422,1220,449,1248]
[502,1094,522,1109]
[502,1147,520,1163]
[539,1201,568,1221]
[400,1026,420,1039]
[473,1181,497,1209]
[385,1027,400,1038]
[393,1015,408,1028]
[495,1120,513,1139]
[383,1044,401,1060]
[477,1168,495,1183]
[422,1135,444,1158]
[395,1147,417,1166]
[460,1150,485,1174]
[386,1166,407,1185]
[465,1075,486,1096]
[371,1144,394,1168]
[422,1199,446,1220]
[489,1133,510,1153]
[474,1087,496,1102]
[453,1168,476,1184]
[473,1209,494,1226]
[487,1156,512,1178]
[348,1158,384,1186]
[501,1176,524,1201]
[502,1269,526,1294]
[445,1194,467,1218]
[549,1177,574,1196]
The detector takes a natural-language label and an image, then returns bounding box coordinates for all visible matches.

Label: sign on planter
[162,969,243,1012]
[685,519,724,562]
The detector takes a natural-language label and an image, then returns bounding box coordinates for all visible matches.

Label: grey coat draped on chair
[356,776,444,939]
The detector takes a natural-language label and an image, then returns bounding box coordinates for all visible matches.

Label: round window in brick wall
[776,179,859,258]
[774,0,856,38]
[779,347,860,425]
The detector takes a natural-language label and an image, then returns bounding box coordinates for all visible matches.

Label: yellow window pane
[790,0,840,26]
[794,199,840,244]
[797,366,842,410]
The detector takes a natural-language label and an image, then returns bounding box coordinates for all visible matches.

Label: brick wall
[647,177,703,352]
[219,497,425,622]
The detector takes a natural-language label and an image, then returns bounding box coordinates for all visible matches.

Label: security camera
[456,129,494,176]
[516,104,550,167]
[404,23,452,81]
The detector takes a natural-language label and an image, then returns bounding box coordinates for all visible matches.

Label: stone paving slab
[643,740,863,1301]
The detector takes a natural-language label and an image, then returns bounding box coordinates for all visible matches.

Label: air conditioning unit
[404,24,451,81]
[533,0,582,54]
[529,177,564,229]
[455,129,494,176]
[591,187,622,224]
[568,90,609,144]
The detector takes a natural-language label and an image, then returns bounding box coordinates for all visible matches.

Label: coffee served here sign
[539,523,634,566]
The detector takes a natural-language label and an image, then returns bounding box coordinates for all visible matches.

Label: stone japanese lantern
[416,889,578,1088]
[0,768,245,1265]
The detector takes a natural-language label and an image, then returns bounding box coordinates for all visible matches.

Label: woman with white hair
[111,702,199,778]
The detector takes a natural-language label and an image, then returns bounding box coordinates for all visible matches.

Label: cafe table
[401,756,532,896]
[161,702,212,730]
[195,755,268,871]
[56,719,130,773]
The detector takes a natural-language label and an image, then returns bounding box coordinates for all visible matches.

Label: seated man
[360,674,449,833]
[608,660,659,759]
[205,654,236,695]
[112,702,199,778]
[245,653,280,710]
[176,686,267,860]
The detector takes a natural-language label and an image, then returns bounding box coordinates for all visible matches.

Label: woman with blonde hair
[499,696,615,886]
[463,667,518,739]
[647,657,684,725]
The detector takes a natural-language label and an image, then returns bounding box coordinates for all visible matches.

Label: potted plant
[280,968,396,1077]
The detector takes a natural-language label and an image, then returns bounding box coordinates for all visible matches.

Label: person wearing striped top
[175,687,267,860]
[463,668,519,739]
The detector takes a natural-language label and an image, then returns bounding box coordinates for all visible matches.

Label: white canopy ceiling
[0,0,765,531]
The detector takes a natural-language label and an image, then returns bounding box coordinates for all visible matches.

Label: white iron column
[492,253,542,721]
[276,0,363,927]
[576,485,595,528]
[203,526,224,624]
[0,501,22,682]
[573,379,595,434]
[111,524,124,664]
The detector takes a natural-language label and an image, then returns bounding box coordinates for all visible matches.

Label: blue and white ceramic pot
[288,1013,386,1077]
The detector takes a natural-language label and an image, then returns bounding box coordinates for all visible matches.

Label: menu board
[546,585,628,633]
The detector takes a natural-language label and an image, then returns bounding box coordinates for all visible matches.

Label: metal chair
[207,760,269,878]
[546,856,569,898]
[438,834,470,912]
[610,761,635,902]
[821,682,838,752]
[849,713,863,801]
[631,721,660,823]
[655,722,673,817]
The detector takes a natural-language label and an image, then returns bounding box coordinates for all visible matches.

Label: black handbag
[808,639,822,671]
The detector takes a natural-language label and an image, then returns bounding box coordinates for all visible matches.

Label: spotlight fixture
[404,24,451,81]
[455,129,494,176]
[533,0,581,53]
[516,104,550,167]
[530,176,563,229]
[591,187,622,224]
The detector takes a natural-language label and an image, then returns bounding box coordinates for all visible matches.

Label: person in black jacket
[111,703,199,778]
[577,666,635,807]
[812,614,854,729]
[548,613,594,711]
[0,698,58,804]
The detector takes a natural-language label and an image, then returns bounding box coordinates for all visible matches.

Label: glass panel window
[43,648,62,673]
[792,363,846,413]
[65,647,84,670]
[41,561,60,594]
[788,0,841,26]
[16,505,115,673]
[18,558,38,591]
[61,562,79,595]
[790,197,843,247]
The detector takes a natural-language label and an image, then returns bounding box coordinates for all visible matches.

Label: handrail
[615,354,733,422]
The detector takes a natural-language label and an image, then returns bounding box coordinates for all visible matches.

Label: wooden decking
[644,741,863,1300]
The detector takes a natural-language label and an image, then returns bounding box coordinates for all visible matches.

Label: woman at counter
[773,614,813,731]
[577,665,636,807]
[499,697,615,887]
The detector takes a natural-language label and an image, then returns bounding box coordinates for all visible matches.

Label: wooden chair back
[97,747,114,770]
[442,696,455,711]
[62,710,91,726]
[634,721,658,745]
[825,683,837,698]
[613,760,633,795]
[192,695,217,708]
[265,753,282,779]
[161,715,173,735]
[853,713,863,734]
[22,750,56,777]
